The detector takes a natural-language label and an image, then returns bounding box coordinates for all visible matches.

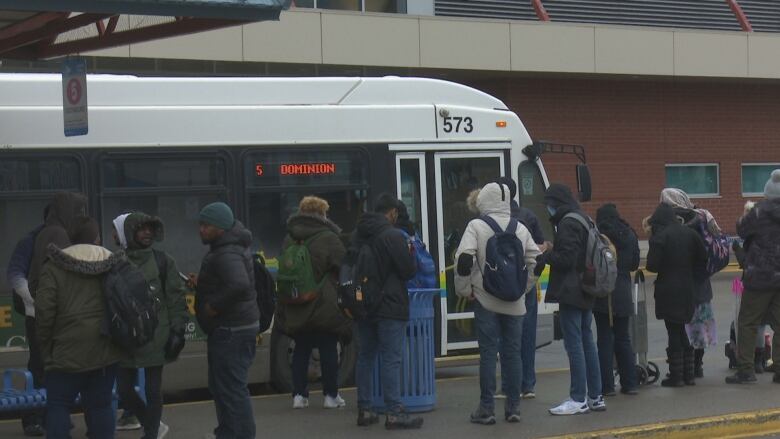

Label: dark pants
[665,320,690,352]
[207,327,257,439]
[520,291,538,393]
[292,332,339,398]
[45,364,117,439]
[475,301,523,413]
[356,318,406,414]
[594,312,637,393]
[737,289,780,374]
[23,316,45,428]
[117,366,163,439]
[559,304,601,402]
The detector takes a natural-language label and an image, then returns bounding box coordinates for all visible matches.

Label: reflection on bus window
[102,157,225,189]
[519,160,553,242]
[0,159,80,192]
[399,159,423,237]
[247,190,367,263]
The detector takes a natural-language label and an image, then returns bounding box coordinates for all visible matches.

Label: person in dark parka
[593,204,640,396]
[536,183,604,415]
[645,203,707,387]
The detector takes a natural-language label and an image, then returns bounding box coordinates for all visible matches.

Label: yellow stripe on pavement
[540,407,780,439]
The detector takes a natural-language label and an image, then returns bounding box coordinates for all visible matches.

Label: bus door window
[518,160,553,243]
[99,155,228,275]
[244,149,369,265]
[434,152,504,351]
[0,157,83,299]
[395,153,429,246]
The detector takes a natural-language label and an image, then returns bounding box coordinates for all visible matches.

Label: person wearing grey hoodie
[455,182,540,425]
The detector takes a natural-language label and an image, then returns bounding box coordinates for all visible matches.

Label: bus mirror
[576,164,592,202]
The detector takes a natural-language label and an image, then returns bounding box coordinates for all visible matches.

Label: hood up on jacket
[597,203,632,240]
[212,220,252,249]
[119,212,165,250]
[355,212,393,242]
[476,182,512,217]
[47,192,87,237]
[660,187,721,234]
[287,212,342,241]
[46,243,121,275]
[649,203,678,236]
[544,183,579,210]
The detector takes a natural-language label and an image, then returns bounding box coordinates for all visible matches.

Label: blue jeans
[521,291,538,393]
[207,326,258,439]
[356,318,406,414]
[292,332,339,398]
[594,312,637,393]
[475,301,523,413]
[559,304,601,402]
[46,364,118,439]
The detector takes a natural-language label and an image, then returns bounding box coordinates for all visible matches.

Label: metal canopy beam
[0,0,291,21]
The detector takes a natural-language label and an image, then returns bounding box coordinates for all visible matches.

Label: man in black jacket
[728,169,780,384]
[352,193,422,430]
[535,184,604,415]
[190,202,258,439]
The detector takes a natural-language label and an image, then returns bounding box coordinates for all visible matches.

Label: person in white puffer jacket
[454,182,541,425]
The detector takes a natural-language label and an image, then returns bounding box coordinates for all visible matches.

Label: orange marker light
[496,121,507,128]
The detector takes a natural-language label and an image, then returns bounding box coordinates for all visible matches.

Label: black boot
[661,349,685,387]
[755,348,766,374]
[683,347,696,386]
[385,412,424,430]
[694,348,704,378]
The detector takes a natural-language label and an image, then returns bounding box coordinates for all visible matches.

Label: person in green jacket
[35,217,124,439]
[112,212,189,439]
[276,196,351,410]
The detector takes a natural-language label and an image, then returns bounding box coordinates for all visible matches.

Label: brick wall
[468,76,780,235]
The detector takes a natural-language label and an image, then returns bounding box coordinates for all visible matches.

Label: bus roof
[0,74,507,110]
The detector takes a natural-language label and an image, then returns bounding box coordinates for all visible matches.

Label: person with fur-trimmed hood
[112,212,188,439]
[455,182,540,425]
[35,217,125,439]
[276,196,351,410]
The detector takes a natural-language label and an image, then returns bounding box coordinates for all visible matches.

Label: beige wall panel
[130,26,242,61]
[748,34,780,79]
[511,23,594,73]
[244,11,322,64]
[595,27,673,75]
[674,31,747,77]
[420,19,509,70]
[322,13,419,67]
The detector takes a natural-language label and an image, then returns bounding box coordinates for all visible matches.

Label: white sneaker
[549,398,590,416]
[293,394,309,409]
[323,394,346,409]
[157,422,169,439]
[587,395,606,412]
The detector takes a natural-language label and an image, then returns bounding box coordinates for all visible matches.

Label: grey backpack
[563,213,618,298]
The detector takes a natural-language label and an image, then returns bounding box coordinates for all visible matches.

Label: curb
[540,407,780,439]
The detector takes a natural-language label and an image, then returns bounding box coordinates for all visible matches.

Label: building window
[742,163,780,196]
[292,0,406,13]
[665,164,719,197]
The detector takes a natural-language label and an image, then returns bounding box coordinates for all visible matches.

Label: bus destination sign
[255,162,337,177]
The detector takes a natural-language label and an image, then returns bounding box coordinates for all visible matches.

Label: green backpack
[276,232,326,305]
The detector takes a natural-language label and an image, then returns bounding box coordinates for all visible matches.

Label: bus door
[434,152,505,354]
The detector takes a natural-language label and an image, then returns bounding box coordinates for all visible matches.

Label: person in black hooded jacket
[646,203,707,388]
[536,183,604,415]
[350,193,422,430]
[593,204,640,396]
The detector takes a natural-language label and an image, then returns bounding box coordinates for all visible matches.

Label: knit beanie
[199,202,235,231]
[764,170,780,199]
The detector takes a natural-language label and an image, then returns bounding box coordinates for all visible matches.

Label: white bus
[0,74,588,392]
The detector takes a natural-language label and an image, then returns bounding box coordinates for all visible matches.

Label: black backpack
[479,216,528,301]
[103,257,160,351]
[337,239,383,320]
[253,253,276,333]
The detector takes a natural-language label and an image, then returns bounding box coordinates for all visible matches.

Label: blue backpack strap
[479,215,503,234]
[506,218,518,235]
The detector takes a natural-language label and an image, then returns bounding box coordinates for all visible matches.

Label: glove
[533,253,547,277]
[456,254,474,276]
[164,328,186,361]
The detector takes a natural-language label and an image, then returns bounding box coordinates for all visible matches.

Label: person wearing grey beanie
[764,169,780,199]
[728,169,780,384]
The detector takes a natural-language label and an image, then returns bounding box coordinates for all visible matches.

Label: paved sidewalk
[2,364,779,439]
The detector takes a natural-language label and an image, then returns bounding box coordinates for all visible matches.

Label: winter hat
[494,177,518,199]
[112,213,131,249]
[764,170,780,199]
[199,202,235,231]
[70,216,100,245]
